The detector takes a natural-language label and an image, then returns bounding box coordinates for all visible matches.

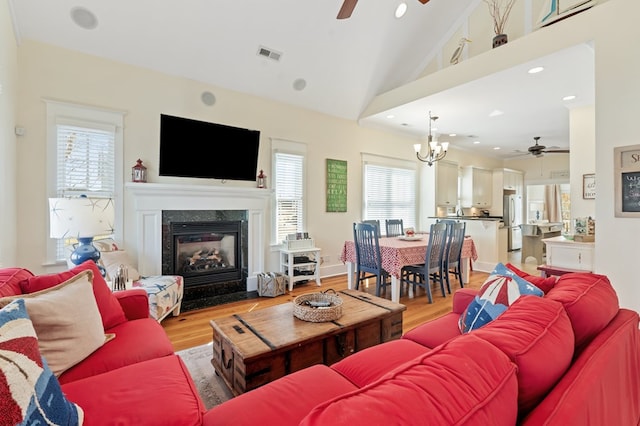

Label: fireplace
[169,221,242,287]
[126,183,270,310]
[162,210,251,311]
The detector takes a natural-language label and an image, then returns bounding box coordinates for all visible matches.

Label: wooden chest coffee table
[210,289,406,395]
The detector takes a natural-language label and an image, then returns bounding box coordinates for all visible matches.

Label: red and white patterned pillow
[459,263,544,333]
[0,299,84,425]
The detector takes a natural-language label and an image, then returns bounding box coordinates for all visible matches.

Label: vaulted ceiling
[9,0,594,158]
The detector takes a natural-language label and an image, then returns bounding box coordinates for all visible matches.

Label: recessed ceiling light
[293,78,307,91]
[489,110,504,117]
[473,141,480,144]
[493,147,501,150]
[449,133,457,137]
[528,66,544,74]
[70,7,98,30]
[395,3,408,18]
[386,114,395,119]
[563,95,576,101]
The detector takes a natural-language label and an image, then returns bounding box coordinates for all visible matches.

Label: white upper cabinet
[435,161,459,207]
[503,169,524,194]
[461,166,493,208]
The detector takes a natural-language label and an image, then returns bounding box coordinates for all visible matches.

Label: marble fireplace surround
[125,182,271,292]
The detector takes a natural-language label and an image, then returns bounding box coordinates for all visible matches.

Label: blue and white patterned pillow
[0,299,84,425]
[459,263,543,333]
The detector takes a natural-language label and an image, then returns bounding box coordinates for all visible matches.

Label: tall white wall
[0,1,18,267]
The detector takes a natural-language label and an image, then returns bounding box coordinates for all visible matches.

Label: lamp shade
[49,197,114,239]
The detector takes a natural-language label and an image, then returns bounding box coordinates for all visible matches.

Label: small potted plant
[483,0,517,48]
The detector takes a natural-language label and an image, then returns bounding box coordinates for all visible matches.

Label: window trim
[270,138,307,246]
[45,100,125,264]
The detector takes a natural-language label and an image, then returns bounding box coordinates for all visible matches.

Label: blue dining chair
[353,222,391,297]
[400,222,448,303]
[443,221,467,292]
[362,219,381,234]
[385,219,404,237]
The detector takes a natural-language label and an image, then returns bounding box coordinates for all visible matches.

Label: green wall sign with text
[326,159,347,212]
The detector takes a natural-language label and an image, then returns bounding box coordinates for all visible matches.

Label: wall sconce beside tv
[159,114,260,182]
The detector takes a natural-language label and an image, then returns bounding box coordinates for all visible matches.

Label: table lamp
[49,196,114,274]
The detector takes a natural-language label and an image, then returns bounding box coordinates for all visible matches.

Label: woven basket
[293,289,343,322]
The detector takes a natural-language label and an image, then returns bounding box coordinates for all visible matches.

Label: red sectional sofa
[205,270,640,425]
[0,262,207,425]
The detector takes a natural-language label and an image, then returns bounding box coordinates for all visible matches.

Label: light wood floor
[162,255,537,352]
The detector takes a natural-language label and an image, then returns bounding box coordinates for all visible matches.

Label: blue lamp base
[70,237,106,277]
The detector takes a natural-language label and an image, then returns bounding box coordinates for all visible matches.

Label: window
[362,154,417,233]
[45,101,124,263]
[272,139,306,244]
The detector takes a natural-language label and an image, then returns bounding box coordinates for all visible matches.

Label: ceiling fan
[526,136,570,157]
[337,0,431,20]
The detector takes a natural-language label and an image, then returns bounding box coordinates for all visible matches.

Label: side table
[279,247,321,291]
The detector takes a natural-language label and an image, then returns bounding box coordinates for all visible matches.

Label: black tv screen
[159,114,260,181]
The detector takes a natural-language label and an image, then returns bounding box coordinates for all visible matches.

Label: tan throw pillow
[100,250,141,282]
[0,270,108,377]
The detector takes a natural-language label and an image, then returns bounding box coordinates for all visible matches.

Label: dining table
[340,235,478,303]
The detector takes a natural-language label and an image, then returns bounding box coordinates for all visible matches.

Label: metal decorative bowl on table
[293,289,343,322]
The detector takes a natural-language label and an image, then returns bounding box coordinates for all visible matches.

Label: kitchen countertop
[429,216,504,221]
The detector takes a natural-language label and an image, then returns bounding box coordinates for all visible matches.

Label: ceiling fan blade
[337,0,358,19]
[542,149,570,154]
[417,0,431,3]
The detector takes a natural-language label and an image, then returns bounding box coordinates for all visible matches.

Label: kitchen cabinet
[461,166,492,208]
[542,236,594,272]
[503,169,524,194]
[435,161,459,207]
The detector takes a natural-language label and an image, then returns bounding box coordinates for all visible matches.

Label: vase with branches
[483,0,517,47]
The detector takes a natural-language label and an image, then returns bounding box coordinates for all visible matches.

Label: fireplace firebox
[162,210,252,311]
[169,221,242,287]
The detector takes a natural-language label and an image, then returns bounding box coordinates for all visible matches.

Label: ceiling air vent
[257,46,282,61]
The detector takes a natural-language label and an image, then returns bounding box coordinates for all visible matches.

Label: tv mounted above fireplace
[159,114,260,181]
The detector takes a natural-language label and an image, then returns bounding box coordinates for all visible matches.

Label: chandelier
[413,111,449,166]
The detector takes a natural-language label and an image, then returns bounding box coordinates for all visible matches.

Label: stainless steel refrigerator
[503,194,522,251]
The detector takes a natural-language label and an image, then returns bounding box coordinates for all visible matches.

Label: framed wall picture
[614,144,640,217]
[582,174,595,199]
[326,159,347,212]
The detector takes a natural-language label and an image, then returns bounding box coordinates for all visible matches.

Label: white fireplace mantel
[125,182,273,292]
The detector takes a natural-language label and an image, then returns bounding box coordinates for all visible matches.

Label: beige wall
[14,40,433,275]
[0,1,18,267]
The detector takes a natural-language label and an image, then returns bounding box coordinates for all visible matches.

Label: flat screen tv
[159,114,260,181]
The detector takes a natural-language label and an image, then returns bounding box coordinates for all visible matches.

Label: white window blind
[363,162,417,233]
[56,122,115,197]
[275,152,304,243]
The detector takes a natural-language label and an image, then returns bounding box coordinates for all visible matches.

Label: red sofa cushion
[58,317,175,384]
[300,335,518,426]
[506,262,558,293]
[204,364,359,426]
[545,272,619,351]
[471,295,574,416]
[0,267,33,296]
[521,309,640,425]
[331,339,431,388]
[20,260,127,330]
[62,355,204,426]
[402,312,461,348]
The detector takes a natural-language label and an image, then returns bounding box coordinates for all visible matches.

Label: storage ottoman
[133,275,184,322]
